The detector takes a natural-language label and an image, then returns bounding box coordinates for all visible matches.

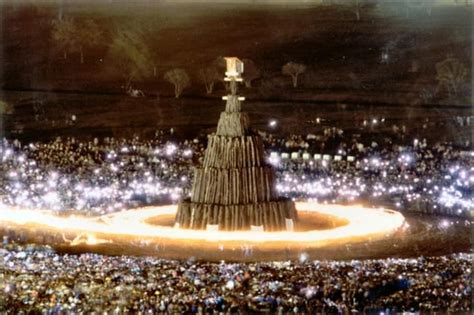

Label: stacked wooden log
[175,85,297,231]
[216,112,249,137]
[176,198,296,231]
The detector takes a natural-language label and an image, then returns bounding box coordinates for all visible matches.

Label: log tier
[191,166,277,205]
[176,198,297,231]
[224,95,242,112]
[216,112,249,137]
[203,135,265,169]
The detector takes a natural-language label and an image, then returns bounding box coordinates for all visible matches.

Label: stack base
[175,198,297,231]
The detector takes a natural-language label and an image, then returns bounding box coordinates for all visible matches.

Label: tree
[139,19,163,78]
[353,0,362,21]
[58,0,64,21]
[241,58,261,88]
[51,17,76,60]
[436,55,468,98]
[198,66,220,94]
[76,19,102,64]
[108,26,153,89]
[52,18,103,63]
[423,0,434,16]
[404,0,435,18]
[282,62,306,88]
[164,68,190,98]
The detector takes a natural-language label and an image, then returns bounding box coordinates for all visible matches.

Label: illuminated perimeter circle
[0,202,405,247]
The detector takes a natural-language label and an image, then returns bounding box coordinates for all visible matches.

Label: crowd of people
[0,126,472,312]
[0,127,472,217]
[0,241,471,313]
[269,136,472,217]
[0,136,204,213]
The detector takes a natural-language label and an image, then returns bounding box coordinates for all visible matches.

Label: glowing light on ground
[0,202,405,247]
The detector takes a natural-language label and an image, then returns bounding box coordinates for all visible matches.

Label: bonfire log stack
[175,75,297,231]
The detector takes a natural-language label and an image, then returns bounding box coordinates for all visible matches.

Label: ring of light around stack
[0,202,405,245]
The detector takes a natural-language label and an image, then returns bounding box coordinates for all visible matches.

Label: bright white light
[268,155,280,167]
[166,144,177,156]
[299,252,309,263]
[43,192,59,204]
[225,280,235,290]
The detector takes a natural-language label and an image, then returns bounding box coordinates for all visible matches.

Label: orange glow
[0,202,405,246]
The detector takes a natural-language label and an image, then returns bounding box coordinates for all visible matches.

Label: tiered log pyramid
[175,82,297,231]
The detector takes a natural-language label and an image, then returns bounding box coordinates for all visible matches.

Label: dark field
[1,1,471,103]
[2,90,470,144]
[1,1,471,142]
